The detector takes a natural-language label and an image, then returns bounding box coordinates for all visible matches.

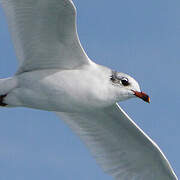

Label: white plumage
[0,0,178,179]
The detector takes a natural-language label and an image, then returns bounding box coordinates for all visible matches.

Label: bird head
[110,71,150,103]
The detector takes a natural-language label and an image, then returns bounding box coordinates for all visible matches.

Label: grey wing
[56,104,178,180]
[1,0,90,74]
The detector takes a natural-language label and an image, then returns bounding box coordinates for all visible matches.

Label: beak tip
[147,97,150,103]
[144,94,150,103]
[132,90,150,104]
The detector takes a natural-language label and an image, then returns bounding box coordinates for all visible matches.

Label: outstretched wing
[1,0,90,74]
[56,104,177,180]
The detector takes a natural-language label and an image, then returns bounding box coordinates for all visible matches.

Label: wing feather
[1,0,90,73]
[56,104,177,180]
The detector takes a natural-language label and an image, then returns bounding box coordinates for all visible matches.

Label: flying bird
[0,0,178,179]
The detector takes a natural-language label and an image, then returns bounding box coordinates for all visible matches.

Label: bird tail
[0,77,18,95]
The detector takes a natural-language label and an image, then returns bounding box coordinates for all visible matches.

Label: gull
[0,0,178,179]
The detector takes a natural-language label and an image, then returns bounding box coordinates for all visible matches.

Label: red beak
[132,90,150,103]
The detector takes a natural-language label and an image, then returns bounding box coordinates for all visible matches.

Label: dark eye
[121,77,129,86]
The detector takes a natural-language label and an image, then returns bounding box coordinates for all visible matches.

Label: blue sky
[0,0,179,179]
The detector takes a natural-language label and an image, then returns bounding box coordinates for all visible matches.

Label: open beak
[132,90,150,103]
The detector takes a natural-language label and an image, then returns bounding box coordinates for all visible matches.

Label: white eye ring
[121,77,129,86]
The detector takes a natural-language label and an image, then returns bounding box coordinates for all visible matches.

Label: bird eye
[121,77,129,86]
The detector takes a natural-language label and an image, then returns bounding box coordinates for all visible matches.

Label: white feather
[57,104,177,180]
[1,0,90,73]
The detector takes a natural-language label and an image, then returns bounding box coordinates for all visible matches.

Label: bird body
[2,62,139,112]
[2,63,116,111]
